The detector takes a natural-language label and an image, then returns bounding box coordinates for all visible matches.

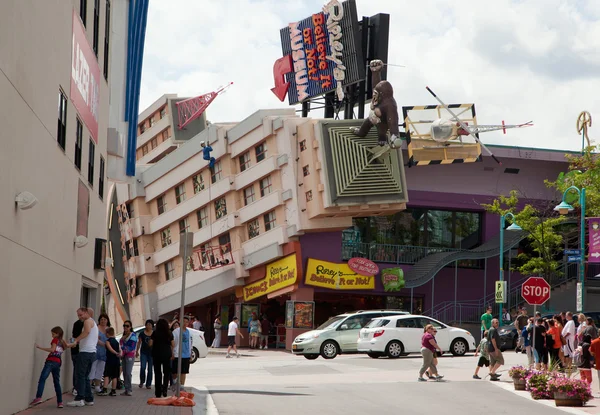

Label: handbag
[560,335,567,346]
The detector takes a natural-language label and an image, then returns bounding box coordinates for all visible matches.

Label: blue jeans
[75,352,96,402]
[140,353,153,386]
[36,361,62,403]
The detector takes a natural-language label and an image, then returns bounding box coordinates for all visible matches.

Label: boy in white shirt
[226,317,244,358]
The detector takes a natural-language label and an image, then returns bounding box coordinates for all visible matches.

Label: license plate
[292,344,297,349]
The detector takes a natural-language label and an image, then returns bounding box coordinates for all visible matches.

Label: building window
[93,0,100,56]
[264,211,276,231]
[210,161,222,183]
[142,145,148,156]
[243,186,255,206]
[186,256,193,271]
[215,198,227,219]
[200,242,211,266]
[133,239,139,256]
[74,119,83,170]
[306,190,313,202]
[255,142,267,162]
[99,156,105,200]
[160,107,166,118]
[239,152,251,172]
[157,195,167,214]
[248,219,260,239]
[260,176,272,197]
[139,123,145,134]
[80,0,87,26]
[303,165,310,176]
[300,140,307,151]
[219,233,231,254]
[150,137,158,149]
[197,207,208,228]
[175,184,186,204]
[125,202,133,218]
[88,139,95,186]
[162,130,169,141]
[179,218,190,234]
[165,261,175,280]
[57,90,67,150]
[193,173,204,194]
[150,117,156,127]
[103,0,110,80]
[160,228,172,248]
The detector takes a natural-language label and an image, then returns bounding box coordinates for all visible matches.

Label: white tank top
[79,319,99,353]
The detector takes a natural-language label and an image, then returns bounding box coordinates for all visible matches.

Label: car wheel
[367,353,382,359]
[190,347,199,364]
[450,338,468,356]
[304,354,319,360]
[386,341,404,358]
[320,341,339,359]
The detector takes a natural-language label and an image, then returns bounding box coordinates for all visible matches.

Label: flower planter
[513,377,527,391]
[554,392,583,407]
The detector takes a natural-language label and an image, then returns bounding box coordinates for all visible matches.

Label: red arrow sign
[271,55,293,102]
[521,277,551,306]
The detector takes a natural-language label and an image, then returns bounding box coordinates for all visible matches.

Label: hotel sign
[305,258,374,290]
[243,254,298,301]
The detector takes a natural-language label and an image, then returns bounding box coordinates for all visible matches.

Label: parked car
[291,310,409,360]
[116,326,208,364]
[357,314,476,358]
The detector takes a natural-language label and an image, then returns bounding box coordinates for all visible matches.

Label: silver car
[291,310,408,360]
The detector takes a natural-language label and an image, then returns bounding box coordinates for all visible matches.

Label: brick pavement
[16,387,197,415]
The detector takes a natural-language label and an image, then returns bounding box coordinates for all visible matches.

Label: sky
[139,0,600,151]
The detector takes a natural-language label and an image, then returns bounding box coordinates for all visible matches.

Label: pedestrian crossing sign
[495,281,506,303]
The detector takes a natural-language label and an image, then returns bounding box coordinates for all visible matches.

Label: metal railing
[341,242,464,264]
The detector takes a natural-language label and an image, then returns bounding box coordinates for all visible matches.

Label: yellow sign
[243,254,297,301]
[305,258,375,290]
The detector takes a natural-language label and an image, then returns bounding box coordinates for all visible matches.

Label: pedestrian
[487,318,504,381]
[30,326,68,408]
[136,319,154,390]
[89,313,110,394]
[522,322,533,367]
[97,327,121,397]
[514,309,529,353]
[562,312,576,373]
[260,316,271,350]
[480,306,493,343]
[473,330,489,379]
[424,326,440,380]
[249,314,260,349]
[418,324,443,382]
[577,334,593,385]
[192,316,203,331]
[119,320,137,396]
[532,318,548,370]
[69,309,84,396]
[211,316,222,348]
[584,317,598,340]
[226,316,244,358]
[503,309,511,325]
[547,319,562,368]
[589,335,600,393]
[577,314,588,344]
[150,319,174,398]
[67,307,98,407]
[172,315,193,391]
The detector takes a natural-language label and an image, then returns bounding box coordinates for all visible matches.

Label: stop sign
[521,277,551,305]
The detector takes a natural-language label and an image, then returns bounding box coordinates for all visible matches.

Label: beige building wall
[0,1,112,413]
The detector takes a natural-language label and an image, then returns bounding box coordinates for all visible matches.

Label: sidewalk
[17,387,198,415]
[207,347,291,357]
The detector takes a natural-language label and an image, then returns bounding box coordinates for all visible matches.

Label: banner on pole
[589,218,600,263]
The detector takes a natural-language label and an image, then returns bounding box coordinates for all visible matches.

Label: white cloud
[140,0,600,151]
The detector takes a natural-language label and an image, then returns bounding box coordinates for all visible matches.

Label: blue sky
[139,0,600,151]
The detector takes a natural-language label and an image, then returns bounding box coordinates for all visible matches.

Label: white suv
[292,310,408,360]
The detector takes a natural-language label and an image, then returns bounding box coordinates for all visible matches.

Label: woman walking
[119,320,137,396]
[418,324,444,382]
[249,314,260,349]
[211,316,222,348]
[90,313,110,393]
[136,320,154,389]
[150,319,174,398]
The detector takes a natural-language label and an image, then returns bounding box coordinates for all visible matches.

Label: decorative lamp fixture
[554,201,574,215]
[74,235,89,248]
[15,191,38,210]
[506,222,523,231]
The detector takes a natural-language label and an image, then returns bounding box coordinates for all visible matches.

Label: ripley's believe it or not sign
[243,254,298,301]
[276,0,364,105]
[305,258,375,290]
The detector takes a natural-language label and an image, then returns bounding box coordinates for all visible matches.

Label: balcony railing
[341,242,464,264]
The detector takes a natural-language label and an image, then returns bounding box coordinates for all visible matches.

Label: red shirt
[590,338,600,370]
[46,338,64,364]
[421,333,436,352]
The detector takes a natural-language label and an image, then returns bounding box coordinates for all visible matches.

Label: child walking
[473,330,490,379]
[30,326,68,408]
[98,327,121,396]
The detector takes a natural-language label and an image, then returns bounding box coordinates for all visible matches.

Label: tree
[482,191,565,278]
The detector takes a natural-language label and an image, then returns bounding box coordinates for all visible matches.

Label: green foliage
[482,191,564,277]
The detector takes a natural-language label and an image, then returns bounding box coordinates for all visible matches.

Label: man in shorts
[172,316,193,390]
[226,317,244,358]
[488,319,504,381]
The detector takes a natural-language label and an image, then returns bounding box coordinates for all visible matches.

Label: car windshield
[364,319,389,329]
[317,316,346,330]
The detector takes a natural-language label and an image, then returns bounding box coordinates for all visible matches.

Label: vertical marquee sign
[71,9,100,144]
[276,0,364,105]
[589,218,600,263]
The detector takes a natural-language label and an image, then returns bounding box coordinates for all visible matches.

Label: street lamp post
[499,212,522,323]
[554,186,586,312]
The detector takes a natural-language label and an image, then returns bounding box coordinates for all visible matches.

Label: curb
[191,387,219,415]
[207,349,255,357]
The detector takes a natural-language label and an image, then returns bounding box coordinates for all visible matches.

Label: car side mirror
[340,324,348,330]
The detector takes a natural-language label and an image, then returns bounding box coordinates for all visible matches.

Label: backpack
[572,347,583,367]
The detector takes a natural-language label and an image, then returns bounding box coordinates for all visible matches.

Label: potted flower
[508,366,531,390]
[526,370,562,399]
[547,377,593,407]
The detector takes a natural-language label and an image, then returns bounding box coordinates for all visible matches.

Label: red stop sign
[521,277,551,305]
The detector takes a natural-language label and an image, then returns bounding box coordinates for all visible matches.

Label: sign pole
[532,304,537,360]
[176,232,193,398]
